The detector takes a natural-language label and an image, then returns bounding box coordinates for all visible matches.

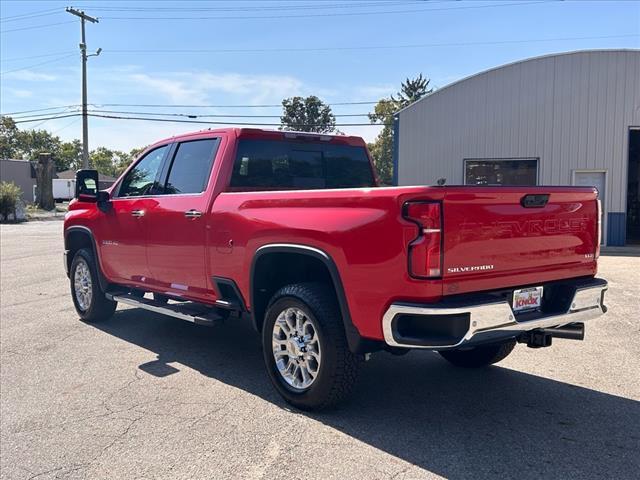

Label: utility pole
[66,7,100,169]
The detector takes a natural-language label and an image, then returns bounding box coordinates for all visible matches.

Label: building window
[464,158,538,186]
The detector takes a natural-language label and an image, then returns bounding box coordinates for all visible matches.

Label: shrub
[0,181,22,221]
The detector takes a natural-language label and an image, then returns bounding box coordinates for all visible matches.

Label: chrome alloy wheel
[73,258,93,311]
[272,307,322,391]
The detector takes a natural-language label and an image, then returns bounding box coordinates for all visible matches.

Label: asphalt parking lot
[1,221,639,480]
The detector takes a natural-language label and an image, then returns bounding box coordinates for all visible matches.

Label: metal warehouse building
[395,49,640,246]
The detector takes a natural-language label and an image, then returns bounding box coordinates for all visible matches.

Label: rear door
[440,186,599,295]
[145,137,221,299]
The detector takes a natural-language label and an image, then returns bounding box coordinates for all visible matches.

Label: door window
[118,145,168,197]
[163,139,220,194]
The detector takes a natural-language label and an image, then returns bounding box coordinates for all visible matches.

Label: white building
[395,49,640,246]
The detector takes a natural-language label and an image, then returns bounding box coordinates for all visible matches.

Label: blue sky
[1,0,639,151]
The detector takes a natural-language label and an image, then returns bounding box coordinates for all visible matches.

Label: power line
[73,1,425,13]
[1,51,76,63]
[4,108,81,121]
[11,112,387,128]
[0,100,380,117]
[4,32,634,66]
[85,109,371,118]
[13,113,82,124]
[0,10,63,24]
[105,33,640,55]
[0,53,76,76]
[1,105,81,116]
[0,7,61,22]
[88,113,386,127]
[97,1,549,21]
[1,20,76,34]
[51,117,82,134]
[94,101,379,108]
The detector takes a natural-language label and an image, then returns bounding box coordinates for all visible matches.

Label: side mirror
[96,190,112,212]
[75,169,99,200]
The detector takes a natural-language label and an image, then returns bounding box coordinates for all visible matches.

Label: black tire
[262,283,362,411]
[70,248,117,322]
[439,339,516,368]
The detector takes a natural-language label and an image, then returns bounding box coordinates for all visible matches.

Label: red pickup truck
[64,128,608,410]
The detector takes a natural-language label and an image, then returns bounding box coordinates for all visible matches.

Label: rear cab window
[229,139,375,191]
[163,138,220,195]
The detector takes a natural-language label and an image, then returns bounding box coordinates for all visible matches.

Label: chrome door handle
[184,209,202,219]
[131,209,145,217]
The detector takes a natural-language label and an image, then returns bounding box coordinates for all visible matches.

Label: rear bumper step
[382,278,607,350]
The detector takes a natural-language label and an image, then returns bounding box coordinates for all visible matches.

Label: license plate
[512,287,543,312]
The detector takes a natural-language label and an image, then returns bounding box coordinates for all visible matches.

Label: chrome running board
[106,292,223,326]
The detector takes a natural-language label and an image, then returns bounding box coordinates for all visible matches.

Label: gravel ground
[1,221,639,480]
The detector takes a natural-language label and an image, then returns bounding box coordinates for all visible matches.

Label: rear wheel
[262,283,362,410]
[438,339,516,368]
[70,248,117,322]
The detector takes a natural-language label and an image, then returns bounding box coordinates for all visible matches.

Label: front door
[574,170,606,245]
[145,137,221,300]
[97,145,169,284]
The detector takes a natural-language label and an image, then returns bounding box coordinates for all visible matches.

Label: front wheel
[70,248,117,322]
[438,339,516,368]
[262,283,362,411]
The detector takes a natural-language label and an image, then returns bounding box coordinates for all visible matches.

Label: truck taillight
[403,201,443,278]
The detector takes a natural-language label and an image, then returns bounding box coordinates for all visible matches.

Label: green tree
[90,147,132,177]
[280,96,336,133]
[0,116,21,159]
[58,139,83,171]
[17,128,62,165]
[368,75,433,185]
[113,150,133,176]
[393,73,432,106]
[129,146,147,160]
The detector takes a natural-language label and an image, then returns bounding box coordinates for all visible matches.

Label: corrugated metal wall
[397,50,640,245]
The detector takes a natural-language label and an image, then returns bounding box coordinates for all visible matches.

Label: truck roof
[149,127,367,149]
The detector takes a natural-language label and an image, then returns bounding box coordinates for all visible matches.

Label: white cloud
[4,88,33,99]
[6,65,382,150]
[2,70,57,82]
[128,73,205,104]
[126,71,304,106]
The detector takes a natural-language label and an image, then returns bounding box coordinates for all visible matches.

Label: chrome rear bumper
[382,279,608,350]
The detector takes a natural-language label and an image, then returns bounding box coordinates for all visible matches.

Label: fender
[250,243,380,354]
[64,226,110,292]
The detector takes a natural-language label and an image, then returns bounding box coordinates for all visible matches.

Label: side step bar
[106,291,224,326]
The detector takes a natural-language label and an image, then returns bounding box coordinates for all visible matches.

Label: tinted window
[465,158,538,186]
[118,145,167,197]
[164,139,219,194]
[230,140,375,190]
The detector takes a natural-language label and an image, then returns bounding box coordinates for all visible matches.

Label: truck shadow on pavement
[92,309,640,479]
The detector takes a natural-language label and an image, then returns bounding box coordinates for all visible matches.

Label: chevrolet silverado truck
[64,128,608,410]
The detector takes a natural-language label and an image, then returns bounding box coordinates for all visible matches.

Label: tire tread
[264,282,362,410]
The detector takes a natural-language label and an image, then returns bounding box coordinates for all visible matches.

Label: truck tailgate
[441,187,599,295]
